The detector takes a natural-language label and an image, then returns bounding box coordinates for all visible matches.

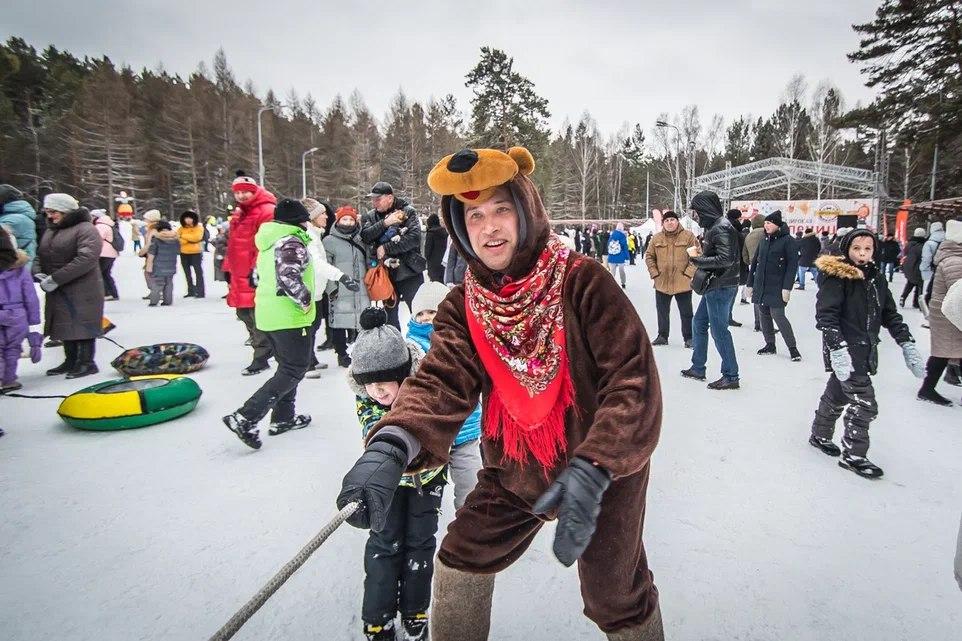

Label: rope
[2,392,68,399]
[207,500,361,641]
[99,334,126,350]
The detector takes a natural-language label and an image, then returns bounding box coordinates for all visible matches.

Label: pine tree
[465,47,550,152]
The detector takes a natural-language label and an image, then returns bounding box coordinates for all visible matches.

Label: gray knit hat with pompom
[351,308,413,385]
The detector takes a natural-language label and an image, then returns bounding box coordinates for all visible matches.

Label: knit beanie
[90,209,107,218]
[411,282,450,319]
[231,170,258,194]
[840,228,875,257]
[302,197,334,222]
[143,209,162,223]
[764,210,783,226]
[351,308,413,385]
[913,227,926,238]
[274,198,310,225]
[930,221,944,233]
[661,210,679,221]
[42,193,79,213]
[336,205,358,222]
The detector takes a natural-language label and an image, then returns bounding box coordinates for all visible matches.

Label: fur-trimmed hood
[346,340,425,399]
[815,254,865,280]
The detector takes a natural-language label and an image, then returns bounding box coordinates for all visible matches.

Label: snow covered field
[1,247,960,641]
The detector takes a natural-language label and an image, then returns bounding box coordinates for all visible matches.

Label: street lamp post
[257,106,276,186]
[301,147,320,198]
[656,120,682,213]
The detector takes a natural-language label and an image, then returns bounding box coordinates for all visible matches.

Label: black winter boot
[651,335,668,346]
[268,414,312,436]
[707,376,740,390]
[46,341,78,376]
[789,347,802,362]
[363,620,396,641]
[838,453,883,479]
[241,360,270,376]
[917,386,953,406]
[401,613,429,641]
[809,435,841,457]
[223,412,261,449]
[65,340,98,379]
[944,364,962,387]
[757,343,776,355]
[680,368,706,381]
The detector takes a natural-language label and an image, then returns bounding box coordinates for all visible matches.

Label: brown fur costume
[370,147,663,633]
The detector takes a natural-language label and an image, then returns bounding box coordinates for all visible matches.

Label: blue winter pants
[690,286,739,379]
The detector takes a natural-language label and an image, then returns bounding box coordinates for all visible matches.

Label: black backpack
[109,222,125,252]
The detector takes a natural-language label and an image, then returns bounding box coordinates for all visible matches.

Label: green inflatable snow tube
[58,375,202,431]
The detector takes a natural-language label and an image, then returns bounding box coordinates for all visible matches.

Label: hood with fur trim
[815,254,864,280]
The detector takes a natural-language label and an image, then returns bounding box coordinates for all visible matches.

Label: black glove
[532,457,611,567]
[336,439,407,532]
[339,273,360,292]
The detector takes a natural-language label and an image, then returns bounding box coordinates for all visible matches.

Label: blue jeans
[797,266,819,289]
[879,261,896,282]
[691,287,739,379]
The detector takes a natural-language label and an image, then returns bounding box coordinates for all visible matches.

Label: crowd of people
[2,150,961,638]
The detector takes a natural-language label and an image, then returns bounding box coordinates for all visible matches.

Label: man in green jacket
[223,199,316,449]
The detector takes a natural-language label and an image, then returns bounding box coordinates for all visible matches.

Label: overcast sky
[3,0,881,136]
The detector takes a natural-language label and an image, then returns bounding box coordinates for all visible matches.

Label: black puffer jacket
[423,216,448,278]
[814,253,912,376]
[690,191,739,291]
[901,236,925,285]
[749,223,799,307]
[879,239,901,263]
[798,233,821,267]
[360,196,426,283]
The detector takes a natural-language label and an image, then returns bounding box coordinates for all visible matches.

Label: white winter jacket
[306,225,343,300]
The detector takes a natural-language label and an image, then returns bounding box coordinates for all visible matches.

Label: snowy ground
[1,246,961,641]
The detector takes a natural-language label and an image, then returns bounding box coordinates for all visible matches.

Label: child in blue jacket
[406,281,483,509]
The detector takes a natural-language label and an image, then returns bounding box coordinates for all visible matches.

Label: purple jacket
[0,266,41,336]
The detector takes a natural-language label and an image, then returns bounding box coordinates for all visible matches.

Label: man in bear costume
[338,147,664,640]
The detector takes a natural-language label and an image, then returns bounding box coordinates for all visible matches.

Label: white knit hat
[945,219,962,244]
[913,227,926,238]
[411,281,451,318]
[42,193,79,213]
[143,209,162,222]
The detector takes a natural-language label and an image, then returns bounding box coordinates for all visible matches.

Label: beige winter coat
[644,228,699,295]
[929,239,962,359]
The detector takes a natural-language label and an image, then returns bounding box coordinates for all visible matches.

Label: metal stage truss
[691,157,882,202]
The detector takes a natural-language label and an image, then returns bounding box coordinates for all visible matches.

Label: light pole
[301,147,320,198]
[656,120,682,212]
[257,106,277,186]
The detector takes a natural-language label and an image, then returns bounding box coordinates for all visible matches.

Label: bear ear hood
[428,147,550,291]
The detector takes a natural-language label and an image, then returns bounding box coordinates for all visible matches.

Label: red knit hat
[231,170,258,194]
[335,205,358,222]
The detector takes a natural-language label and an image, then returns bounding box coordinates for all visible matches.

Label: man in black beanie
[747,211,801,361]
[223,198,318,448]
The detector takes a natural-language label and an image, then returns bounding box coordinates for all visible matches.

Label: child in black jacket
[809,229,925,478]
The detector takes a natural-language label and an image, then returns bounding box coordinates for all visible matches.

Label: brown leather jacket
[644,228,699,295]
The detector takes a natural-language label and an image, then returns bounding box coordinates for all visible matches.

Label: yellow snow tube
[58,374,202,431]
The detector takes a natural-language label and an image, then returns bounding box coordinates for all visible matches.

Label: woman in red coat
[224,172,276,375]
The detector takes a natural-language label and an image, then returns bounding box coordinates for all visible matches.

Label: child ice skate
[810,229,925,478]
[348,307,445,641]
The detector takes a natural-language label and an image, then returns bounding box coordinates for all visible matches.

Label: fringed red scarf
[464,235,574,471]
